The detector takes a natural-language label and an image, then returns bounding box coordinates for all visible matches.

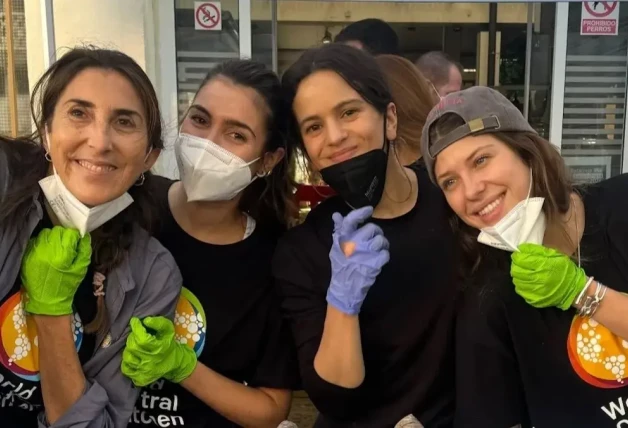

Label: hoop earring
[135,173,145,187]
[257,170,271,178]
[44,152,52,162]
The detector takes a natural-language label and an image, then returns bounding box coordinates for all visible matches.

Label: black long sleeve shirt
[272,165,458,427]
[455,173,628,428]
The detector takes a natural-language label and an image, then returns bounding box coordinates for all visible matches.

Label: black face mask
[320,140,389,210]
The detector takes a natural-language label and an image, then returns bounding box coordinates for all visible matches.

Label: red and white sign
[195,1,222,31]
[581,1,620,36]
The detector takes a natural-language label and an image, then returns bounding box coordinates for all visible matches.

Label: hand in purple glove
[327,206,390,315]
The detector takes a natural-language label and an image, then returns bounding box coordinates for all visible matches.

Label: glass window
[0,0,30,136]
[174,0,241,121]
[561,2,628,182]
[528,2,556,139]
[252,4,274,71]
[174,1,278,120]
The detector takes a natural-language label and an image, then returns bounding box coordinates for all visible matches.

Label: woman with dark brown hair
[0,47,181,427]
[376,54,438,166]
[120,59,300,428]
[421,86,628,428]
[274,43,458,427]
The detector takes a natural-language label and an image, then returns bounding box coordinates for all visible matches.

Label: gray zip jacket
[0,148,182,427]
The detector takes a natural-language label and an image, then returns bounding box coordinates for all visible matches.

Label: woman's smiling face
[434,133,530,230]
[292,70,397,172]
[47,67,157,207]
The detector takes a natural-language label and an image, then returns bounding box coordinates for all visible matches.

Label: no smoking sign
[581,1,620,36]
[195,1,222,31]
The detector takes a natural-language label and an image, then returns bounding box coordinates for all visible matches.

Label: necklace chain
[574,196,581,268]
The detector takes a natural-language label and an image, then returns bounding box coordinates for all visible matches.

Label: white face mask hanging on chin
[38,131,136,236]
[175,133,261,202]
[39,169,134,237]
[476,169,546,252]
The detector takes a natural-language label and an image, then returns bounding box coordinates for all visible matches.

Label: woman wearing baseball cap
[273,43,458,427]
[421,86,628,427]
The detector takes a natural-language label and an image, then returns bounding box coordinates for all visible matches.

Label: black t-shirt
[0,208,97,427]
[456,173,628,428]
[273,165,459,428]
[128,177,299,428]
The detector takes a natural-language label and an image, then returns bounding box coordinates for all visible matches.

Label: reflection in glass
[561,1,627,181]
[174,1,240,121]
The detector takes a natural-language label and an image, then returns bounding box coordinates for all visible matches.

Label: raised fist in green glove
[121,316,197,387]
[511,243,588,310]
[20,226,92,315]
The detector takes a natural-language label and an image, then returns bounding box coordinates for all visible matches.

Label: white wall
[24,0,179,178]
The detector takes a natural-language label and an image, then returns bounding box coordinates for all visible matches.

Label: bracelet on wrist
[578,281,608,318]
[576,276,595,307]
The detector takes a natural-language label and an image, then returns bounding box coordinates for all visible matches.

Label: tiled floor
[287,391,318,427]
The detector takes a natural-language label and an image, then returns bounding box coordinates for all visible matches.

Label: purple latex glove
[327,206,390,315]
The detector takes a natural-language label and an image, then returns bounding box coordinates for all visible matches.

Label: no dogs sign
[581,1,620,36]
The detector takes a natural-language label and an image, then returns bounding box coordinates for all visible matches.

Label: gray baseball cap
[420,86,537,184]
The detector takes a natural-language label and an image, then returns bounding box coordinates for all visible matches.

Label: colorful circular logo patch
[568,316,628,388]
[174,287,207,357]
[0,291,83,381]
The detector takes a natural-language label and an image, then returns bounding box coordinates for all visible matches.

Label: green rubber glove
[121,316,197,387]
[20,226,92,315]
[511,243,588,310]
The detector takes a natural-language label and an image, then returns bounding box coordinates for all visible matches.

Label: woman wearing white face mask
[421,86,628,428]
[0,47,181,427]
[121,60,300,428]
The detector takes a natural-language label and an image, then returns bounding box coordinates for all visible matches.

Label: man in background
[415,51,463,97]
[334,18,399,55]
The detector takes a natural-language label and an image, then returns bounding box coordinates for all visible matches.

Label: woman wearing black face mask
[272,44,459,427]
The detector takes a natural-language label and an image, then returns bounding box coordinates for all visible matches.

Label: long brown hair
[429,113,574,274]
[376,54,437,163]
[4,46,165,336]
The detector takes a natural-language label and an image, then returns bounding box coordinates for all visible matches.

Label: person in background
[421,86,628,427]
[376,54,438,166]
[0,47,181,427]
[334,18,399,55]
[274,43,458,427]
[121,59,300,428]
[415,51,463,97]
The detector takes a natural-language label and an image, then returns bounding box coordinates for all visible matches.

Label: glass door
[551,1,628,181]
